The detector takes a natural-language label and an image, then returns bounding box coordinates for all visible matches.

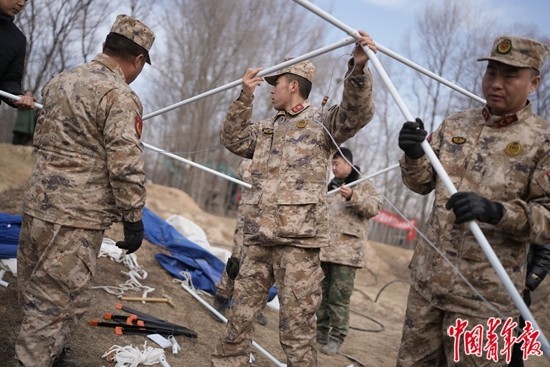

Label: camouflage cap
[477,35,549,72]
[110,14,155,64]
[264,59,315,85]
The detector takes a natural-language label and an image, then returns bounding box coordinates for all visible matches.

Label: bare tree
[142,0,336,214]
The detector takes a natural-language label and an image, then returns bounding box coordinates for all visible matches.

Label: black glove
[522,288,532,307]
[398,118,428,159]
[526,265,547,291]
[226,256,240,280]
[116,220,144,254]
[445,192,504,225]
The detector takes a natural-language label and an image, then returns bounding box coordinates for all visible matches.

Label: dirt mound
[0,143,548,367]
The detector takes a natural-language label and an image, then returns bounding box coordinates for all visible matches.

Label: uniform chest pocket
[283,121,324,161]
[275,192,318,238]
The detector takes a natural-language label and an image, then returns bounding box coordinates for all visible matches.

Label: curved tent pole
[290,0,550,357]
[142,37,356,120]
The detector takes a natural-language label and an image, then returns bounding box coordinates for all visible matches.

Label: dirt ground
[0,143,549,367]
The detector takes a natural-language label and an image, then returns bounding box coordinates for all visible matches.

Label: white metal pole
[143,143,251,189]
[1,90,251,190]
[327,163,399,195]
[0,90,43,109]
[375,44,486,104]
[143,37,356,120]
[291,0,550,357]
[178,282,286,367]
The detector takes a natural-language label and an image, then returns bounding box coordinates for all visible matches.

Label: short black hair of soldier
[284,74,312,99]
[333,147,353,164]
[103,32,149,63]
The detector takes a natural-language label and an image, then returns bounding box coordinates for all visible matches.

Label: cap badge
[296,120,308,128]
[451,136,466,145]
[504,141,523,156]
[496,39,512,54]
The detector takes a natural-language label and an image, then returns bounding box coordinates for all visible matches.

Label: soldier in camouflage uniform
[317,147,382,355]
[15,15,155,367]
[397,36,550,366]
[211,30,377,367]
[213,159,268,326]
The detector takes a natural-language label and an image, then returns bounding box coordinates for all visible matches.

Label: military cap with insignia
[264,58,315,85]
[477,35,549,72]
[110,14,155,64]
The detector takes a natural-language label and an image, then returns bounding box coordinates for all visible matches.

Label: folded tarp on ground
[0,213,21,259]
[143,207,276,302]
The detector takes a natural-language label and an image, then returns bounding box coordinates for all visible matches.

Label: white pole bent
[291,0,550,357]
[143,37,356,120]
[0,90,43,109]
[178,282,286,367]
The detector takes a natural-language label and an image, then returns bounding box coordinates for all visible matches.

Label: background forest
[1,0,548,241]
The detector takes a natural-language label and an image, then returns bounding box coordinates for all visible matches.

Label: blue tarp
[143,207,276,301]
[0,213,21,259]
[143,207,225,294]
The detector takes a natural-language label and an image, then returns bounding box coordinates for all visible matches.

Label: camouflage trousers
[15,214,104,367]
[316,262,357,342]
[397,286,513,367]
[211,244,324,367]
[216,224,244,300]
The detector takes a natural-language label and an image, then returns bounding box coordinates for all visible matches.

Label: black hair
[333,147,353,164]
[103,32,148,63]
[284,74,312,99]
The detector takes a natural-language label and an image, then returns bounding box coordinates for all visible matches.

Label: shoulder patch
[135,115,143,139]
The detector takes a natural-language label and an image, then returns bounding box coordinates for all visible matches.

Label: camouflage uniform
[15,15,154,367]
[216,159,252,300]
[397,36,550,367]
[317,169,382,344]
[212,59,374,367]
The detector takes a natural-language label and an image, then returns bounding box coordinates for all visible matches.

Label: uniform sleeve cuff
[123,209,143,223]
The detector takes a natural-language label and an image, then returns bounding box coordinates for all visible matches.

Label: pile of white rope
[102,343,170,367]
[93,238,155,298]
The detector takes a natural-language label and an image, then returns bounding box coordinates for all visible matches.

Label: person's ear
[133,54,145,67]
[530,75,541,93]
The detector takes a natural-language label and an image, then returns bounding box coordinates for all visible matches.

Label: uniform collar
[481,101,532,128]
[92,53,126,82]
[0,14,14,22]
[275,99,310,118]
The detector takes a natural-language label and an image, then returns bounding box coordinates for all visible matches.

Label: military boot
[320,336,342,355]
[316,328,329,345]
[52,349,80,367]
[255,312,268,326]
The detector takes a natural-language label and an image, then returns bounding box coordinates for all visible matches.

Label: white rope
[93,238,155,298]
[102,343,170,367]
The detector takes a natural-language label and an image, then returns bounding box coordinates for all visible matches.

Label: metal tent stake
[291,0,549,358]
